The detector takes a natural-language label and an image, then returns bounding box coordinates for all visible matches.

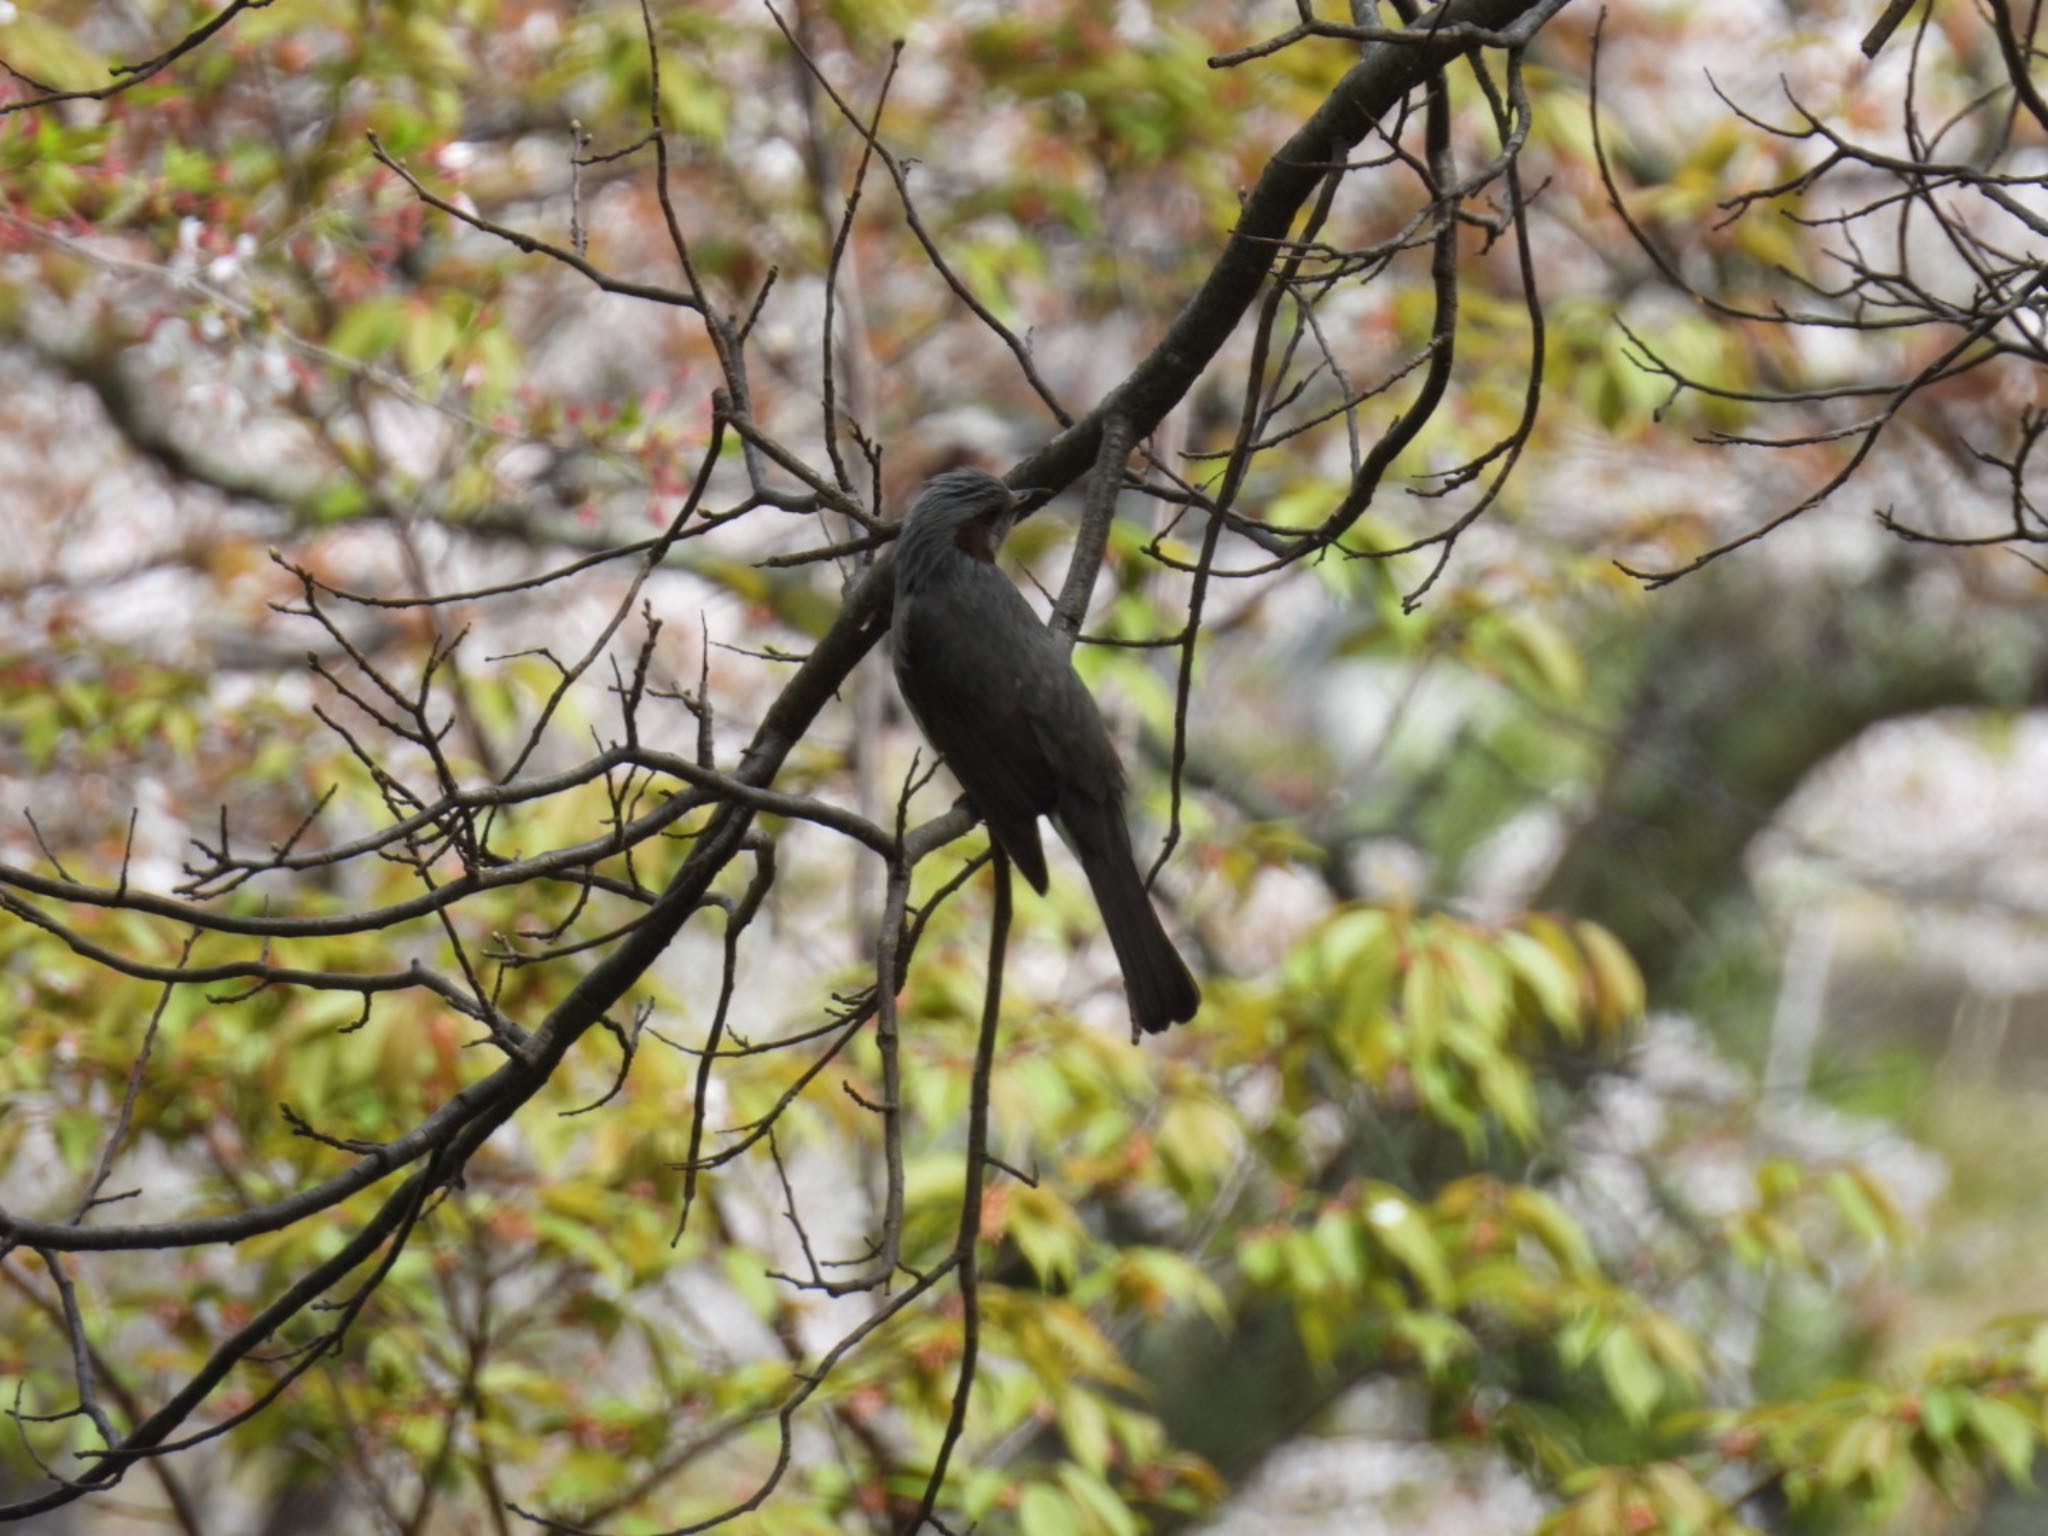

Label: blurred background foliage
[2,0,2047,1533]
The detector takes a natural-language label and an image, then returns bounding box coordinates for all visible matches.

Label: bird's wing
[895,580,1053,891]
[1022,649,1126,811]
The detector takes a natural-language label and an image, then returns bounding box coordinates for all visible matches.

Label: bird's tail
[1060,800,1201,1034]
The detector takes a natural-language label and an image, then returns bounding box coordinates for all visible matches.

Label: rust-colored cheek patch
[952,515,997,563]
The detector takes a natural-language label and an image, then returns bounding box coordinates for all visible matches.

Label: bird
[890,466,1201,1034]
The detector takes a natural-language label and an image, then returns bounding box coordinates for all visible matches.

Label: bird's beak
[1008,485,1053,512]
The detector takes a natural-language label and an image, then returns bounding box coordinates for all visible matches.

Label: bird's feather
[894,572,1054,891]
[1055,796,1200,1033]
[891,467,1200,1031]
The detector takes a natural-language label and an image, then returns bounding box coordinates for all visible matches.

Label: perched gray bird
[892,467,1201,1034]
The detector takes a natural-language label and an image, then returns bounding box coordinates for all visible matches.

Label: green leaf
[1575,922,1645,1024]
[1154,1094,1239,1188]
[534,1211,631,1288]
[1361,1186,1452,1305]
[1018,1483,1081,1536]
[402,304,461,378]
[718,1248,778,1319]
[0,17,105,90]
[659,56,729,145]
[1336,926,1400,1062]
[1644,1461,1718,1528]
[1825,1168,1899,1248]
[1500,929,1585,1038]
[1476,1055,1538,1142]
[1504,1187,1597,1277]
[1820,1415,1894,1492]
[1117,1247,1229,1325]
[1597,1326,1663,1424]
[1968,1396,2039,1486]
[1392,1313,1475,1375]
[1312,1206,1366,1294]
[1059,1388,1112,1477]
[53,1107,103,1174]
[329,297,406,361]
[309,480,372,523]
[1493,609,1586,701]
[1056,1464,1140,1536]
[1438,929,1512,1030]
[1238,1232,1286,1287]
[1317,905,1394,978]
[1401,950,1449,1051]
[1636,1312,1705,1385]
[1011,1186,1086,1287]
[1921,1386,1966,1446]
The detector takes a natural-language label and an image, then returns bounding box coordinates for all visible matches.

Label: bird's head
[897,468,1048,585]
